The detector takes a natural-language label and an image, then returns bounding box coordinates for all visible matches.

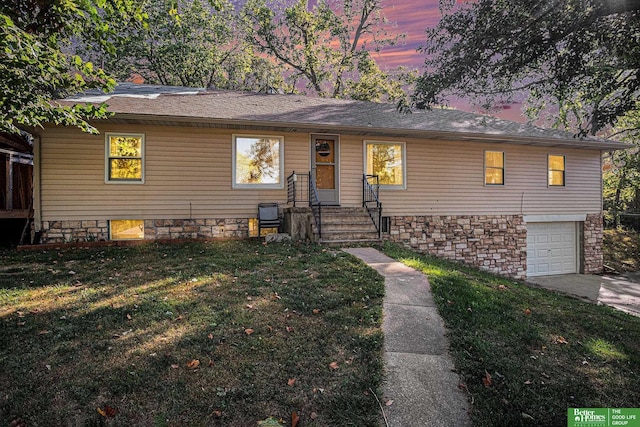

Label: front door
[311,134,339,205]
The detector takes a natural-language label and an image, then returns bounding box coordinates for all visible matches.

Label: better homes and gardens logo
[568,408,640,427]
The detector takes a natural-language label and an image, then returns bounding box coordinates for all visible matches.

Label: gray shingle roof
[60,83,626,150]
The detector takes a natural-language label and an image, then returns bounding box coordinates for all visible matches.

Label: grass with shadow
[0,241,384,426]
[381,242,640,427]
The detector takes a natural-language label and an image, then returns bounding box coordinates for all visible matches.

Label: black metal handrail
[309,172,322,238]
[287,171,309,207]
[363,174,382,238]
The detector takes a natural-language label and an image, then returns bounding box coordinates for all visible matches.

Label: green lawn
[0,241,385,426]
[382,243,640,427]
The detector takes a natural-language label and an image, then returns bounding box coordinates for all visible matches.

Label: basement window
[110,220,144,240]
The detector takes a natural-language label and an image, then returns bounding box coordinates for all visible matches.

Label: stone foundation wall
[386,215,527,279]
[40,218,249,243]
[582,213,603,274]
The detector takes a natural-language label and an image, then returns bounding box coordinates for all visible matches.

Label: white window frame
[548,154,566,187]
[484,150,505,186]
[363,140,407,190]
[232,134,284,189]
[105,132,145,184]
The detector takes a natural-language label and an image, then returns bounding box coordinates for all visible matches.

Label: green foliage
[242,0,416,102]
[415,0,640,136]
[0,1,145,135]
[604,108,640,225]
[82,0,290,92]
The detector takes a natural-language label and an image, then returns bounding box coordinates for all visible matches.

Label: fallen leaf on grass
[244,328,254,335]
[329,361,339,370]
[271,292,281,300]
[212,410,222,417]
[38,330,50,335]
[285,326,294,333]
[97,405,117,418]
[524,380,533,385]
[17,311,25,318]
[208,333,213,340]
[385,399,394,406]
[553,336,568,344]
[246,304,255,310]
[498,285,508,290]
[482,371,492,387]
[287,378,296,386]
[523,308,532,315]
[126,313,132,320]
[171,364,180,369]
[291,411,300,427]
[187,359,200,369]
[312,308,320,314]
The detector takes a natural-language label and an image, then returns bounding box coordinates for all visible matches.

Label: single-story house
[32,83,626,279]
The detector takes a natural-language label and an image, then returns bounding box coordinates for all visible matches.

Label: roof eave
[104,113,628,151]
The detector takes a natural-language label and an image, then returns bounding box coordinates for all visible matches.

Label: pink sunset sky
[375,0,527,122]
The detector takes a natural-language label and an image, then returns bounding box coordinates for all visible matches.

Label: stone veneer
[39,218,249,243]
[387,215,528,279]
[582,213,603,274]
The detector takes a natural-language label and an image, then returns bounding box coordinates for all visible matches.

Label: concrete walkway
[528,273,640,317]
[343,247,470,427]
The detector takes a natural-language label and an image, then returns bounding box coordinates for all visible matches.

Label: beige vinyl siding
[40,125,309,221]
[338,135,366,207]
[40,125,602,222]
[373,138,602,216]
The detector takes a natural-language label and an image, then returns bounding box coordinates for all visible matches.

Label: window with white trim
[106,133,144,182]
[485,151,504,185]
[364,141,405,188]
[233,135,284,188]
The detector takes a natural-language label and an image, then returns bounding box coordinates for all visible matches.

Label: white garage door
[527,222,577,277]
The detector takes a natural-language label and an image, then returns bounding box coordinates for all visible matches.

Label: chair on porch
[257,202,281,237]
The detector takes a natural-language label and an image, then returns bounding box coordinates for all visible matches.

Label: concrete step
[320,231,380,241]
[321,221,376,230]
[320,238,382,246]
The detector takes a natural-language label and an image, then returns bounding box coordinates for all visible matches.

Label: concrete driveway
[527,273,640,317]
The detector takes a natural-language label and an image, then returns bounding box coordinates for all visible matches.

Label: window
[233,135,283,188]
[106,133,144,182]
[365,141,405,188]
[485,151,504,185]
[110,220,144,240]
[548,155,565,186]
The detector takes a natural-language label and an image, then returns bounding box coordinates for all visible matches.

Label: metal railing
[287,171,309,207]
[286,171,322,238]
[309,173,322,238]
[363,174,382,238]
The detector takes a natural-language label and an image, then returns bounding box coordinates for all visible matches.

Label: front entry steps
[314,207,381,244]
